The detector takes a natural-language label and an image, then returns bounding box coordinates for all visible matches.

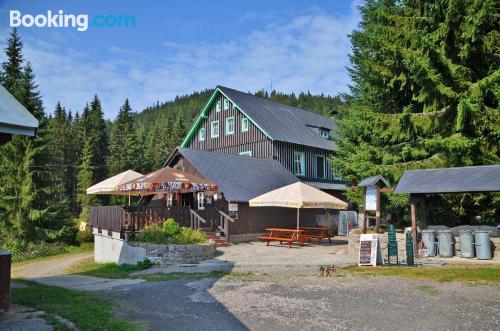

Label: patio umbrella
[86,169,143,205]
[249,182,348,229]
[117,166,218,195]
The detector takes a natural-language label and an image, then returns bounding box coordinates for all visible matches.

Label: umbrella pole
[128,193,131,206]
[297,208,300,230]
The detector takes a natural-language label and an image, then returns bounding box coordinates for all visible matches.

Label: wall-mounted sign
[365,187,377,211]
[228,203,238,212]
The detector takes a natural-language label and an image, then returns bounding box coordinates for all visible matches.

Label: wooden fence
[89,205,191,233]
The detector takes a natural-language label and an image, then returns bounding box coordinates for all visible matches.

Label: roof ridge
[217,85,332,122]
[405,165,500,172]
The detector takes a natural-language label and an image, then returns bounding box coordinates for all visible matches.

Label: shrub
[179,227,207,244]
[163,218,181,236]
[138,224,169,244]
[76,228,94,244]
[138,219,206,244]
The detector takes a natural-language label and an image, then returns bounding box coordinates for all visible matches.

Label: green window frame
[241,117,249,132]
[210,120,219,138]
[225,117,235,135]
[293,151,305,176]
[199,127,205,141]
[239,150,252,157]
[315,155,325,179]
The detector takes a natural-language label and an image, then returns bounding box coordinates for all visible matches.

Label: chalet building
[148,86,348,243]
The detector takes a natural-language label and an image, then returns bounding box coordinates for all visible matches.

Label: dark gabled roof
[0,84,38,136]
[394,165,500,194]
[217,86,336,150]
[358,175,390,188]
[177,147,299,202]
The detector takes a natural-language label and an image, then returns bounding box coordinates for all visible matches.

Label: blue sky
[0,1,361,119]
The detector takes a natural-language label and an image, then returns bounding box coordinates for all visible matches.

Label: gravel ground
[108,273,500,331]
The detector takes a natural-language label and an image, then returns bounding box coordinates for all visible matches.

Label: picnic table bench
[299,226,334,245]
[258,228,305,248]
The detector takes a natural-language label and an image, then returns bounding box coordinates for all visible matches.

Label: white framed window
[216,100,221,112]
[320,129,330,138]
[225,117,235,135]
[293,151,305,176]
[199,128,205,141]
[166,194,173,207]
[223,99,230,111]
[197,192,205,210]
[315,155,325,179]
[241,117,249,132]
[211,120,219,138]
[239,151,252,157]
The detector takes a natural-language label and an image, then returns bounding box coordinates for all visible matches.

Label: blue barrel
[459,230,475,258]
[436,230,454,257]
[421,230,436,256]
[474,231,492,260]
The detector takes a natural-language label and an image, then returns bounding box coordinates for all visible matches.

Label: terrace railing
[89,205,191,234]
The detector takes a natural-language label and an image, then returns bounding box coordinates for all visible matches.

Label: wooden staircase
[200,227,230,247]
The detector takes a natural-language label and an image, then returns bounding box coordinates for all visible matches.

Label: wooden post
[363,210,367,234]
[410,194,417,253]
[375,185,381,233]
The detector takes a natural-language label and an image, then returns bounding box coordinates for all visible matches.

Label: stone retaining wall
[93,228,216,265]
[128,241,216,265]
[348,231,499,260]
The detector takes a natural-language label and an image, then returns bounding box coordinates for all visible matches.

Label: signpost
[358,234,384,266]
[387,224,398,265]
[406,232,415,266]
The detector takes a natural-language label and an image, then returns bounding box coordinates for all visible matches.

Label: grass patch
[12,280,134,331]
[343,264,500,283]
[68,259,151,279]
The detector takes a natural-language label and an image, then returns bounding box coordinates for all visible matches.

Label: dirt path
[12,251,93,279]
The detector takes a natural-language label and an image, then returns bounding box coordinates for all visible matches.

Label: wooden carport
[394,165,500,252]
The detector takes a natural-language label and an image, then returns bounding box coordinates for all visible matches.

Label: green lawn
[67,259,152,279]
[68,258,254,282]
[343,264,500,283]
[12,281,136,331]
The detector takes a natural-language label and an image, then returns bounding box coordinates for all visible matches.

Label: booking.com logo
[10,10,135,32]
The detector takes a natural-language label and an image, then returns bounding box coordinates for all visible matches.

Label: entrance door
[179,192,194,208]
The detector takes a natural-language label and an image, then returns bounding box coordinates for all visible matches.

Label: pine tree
[108,99,137,175]
[333,0,500,225]
[0,28,23,95]
[0,30,72,243]
[87,95,108,183]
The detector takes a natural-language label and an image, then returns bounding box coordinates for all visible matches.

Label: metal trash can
[0,250,12,313]
[421,230,436,257]
[436,230,454,257]
[459,230,475,258]
[475,231,492,260]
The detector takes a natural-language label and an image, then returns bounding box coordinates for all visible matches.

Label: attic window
[223,99,230,111]
[241,117,249,132]
[199,128,205,141]
[216,100,221,112]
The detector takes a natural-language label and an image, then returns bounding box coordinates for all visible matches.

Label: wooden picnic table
[258,228,305,248]
[299,226,335,245]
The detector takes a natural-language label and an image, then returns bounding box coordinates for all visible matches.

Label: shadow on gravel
[109,261,250,331]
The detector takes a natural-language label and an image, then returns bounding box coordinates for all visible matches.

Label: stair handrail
[217,210,235,222]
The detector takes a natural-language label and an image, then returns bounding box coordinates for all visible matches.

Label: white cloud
[0,4,360,119]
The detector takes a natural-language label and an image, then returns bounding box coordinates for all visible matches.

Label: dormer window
[320,129,330,138]
[223,99,230,111]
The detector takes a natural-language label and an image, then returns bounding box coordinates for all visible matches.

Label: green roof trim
[181,87,272,147]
